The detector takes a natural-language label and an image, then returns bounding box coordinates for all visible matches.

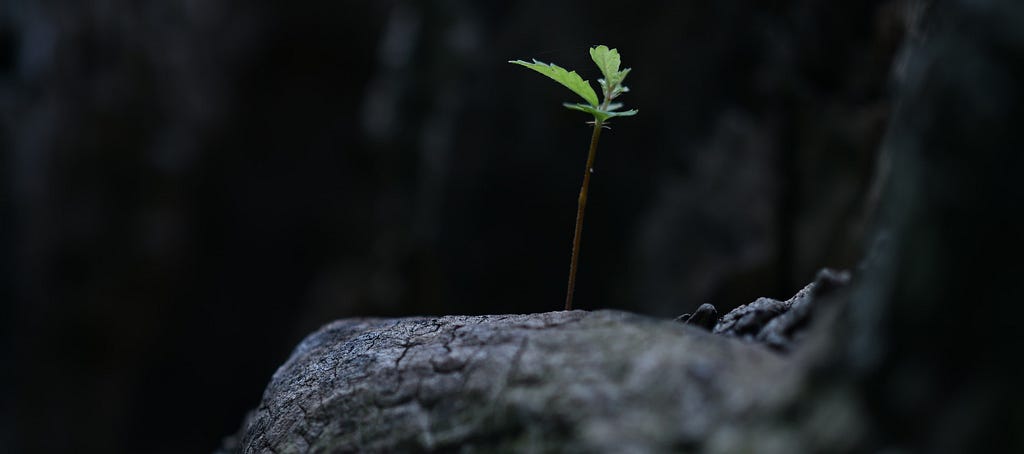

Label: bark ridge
[229,310,791,453]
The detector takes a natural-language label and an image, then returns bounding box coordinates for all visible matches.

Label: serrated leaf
[563,103,613,122]
[563,103,639,122]
[509,59,599,107]
[615,68,632,86]
[589,45,621,85]
[607,109,638,118]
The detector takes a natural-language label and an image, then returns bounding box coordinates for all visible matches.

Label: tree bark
[224,310,796,453]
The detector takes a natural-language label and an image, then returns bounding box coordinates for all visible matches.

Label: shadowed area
[6,0,1018,452]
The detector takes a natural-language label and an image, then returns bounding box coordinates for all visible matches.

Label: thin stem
[565,119,603,310]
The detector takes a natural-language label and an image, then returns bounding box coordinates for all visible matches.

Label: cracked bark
[221,311,795,453]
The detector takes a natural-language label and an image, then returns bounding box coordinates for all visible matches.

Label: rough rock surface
[225,310,793,453]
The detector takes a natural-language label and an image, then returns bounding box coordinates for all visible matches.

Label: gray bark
[713,268,851,351]
[226,310,797,453]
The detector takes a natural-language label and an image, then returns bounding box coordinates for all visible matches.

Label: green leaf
[509,59,600,107]
[563,103,639,122]
[607,109,638,118]
[615,67,632,86]
[563,103,611,121]
[589,45,621,85]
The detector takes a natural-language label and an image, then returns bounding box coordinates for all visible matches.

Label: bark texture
[227,311,794,453]
[713,268,851,351]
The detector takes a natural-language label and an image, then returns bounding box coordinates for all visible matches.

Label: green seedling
[510,45,637,311]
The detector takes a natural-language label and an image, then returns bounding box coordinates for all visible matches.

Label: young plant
[509,45,637,311]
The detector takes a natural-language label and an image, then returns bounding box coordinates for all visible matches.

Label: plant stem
[565,119,603,310]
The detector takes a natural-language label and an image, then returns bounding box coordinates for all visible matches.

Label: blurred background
[1,0,910,452]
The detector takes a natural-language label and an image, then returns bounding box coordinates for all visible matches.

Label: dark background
[1,1,907,452]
